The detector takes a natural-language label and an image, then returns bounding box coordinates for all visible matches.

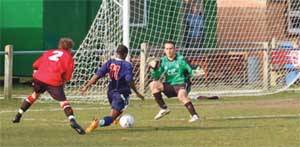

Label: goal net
[65,0,300,101]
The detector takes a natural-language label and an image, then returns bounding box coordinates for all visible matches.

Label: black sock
[13,100,32,123]
[19,95,37,114]
[184,101,197,116]
[20,100,32,113]
[64,107,75,120]
[153,92,167,109]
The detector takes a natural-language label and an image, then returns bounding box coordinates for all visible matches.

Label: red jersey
[32,49,74,86]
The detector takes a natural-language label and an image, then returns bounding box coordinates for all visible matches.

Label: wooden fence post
[4,45,13,99]
[139,43,149,95]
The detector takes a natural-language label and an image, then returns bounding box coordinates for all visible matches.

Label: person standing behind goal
[12,38,85,134]
[148,40,200,122]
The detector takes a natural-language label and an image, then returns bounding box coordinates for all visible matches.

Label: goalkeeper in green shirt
[148,40,200,122]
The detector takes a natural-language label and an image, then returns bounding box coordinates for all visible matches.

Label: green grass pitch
[1,91,300,147]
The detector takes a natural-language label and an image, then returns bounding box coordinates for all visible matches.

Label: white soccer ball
[119,114,135,128]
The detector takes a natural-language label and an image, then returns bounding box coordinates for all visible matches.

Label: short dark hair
[116,44,128,56]
[164,40,176,47]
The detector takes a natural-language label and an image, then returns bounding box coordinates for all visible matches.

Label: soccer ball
[119,114,135,128]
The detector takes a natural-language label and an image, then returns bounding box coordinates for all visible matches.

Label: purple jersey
[96,58,133,95]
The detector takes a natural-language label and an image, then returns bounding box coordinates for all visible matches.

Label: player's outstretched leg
[60,101,85,134]
[86,108,123,133]
[178,89,201,123]
[85,117,99,133]
[12,95,36,123]
[153,92,170,120]
[113,112,123,125]
[184,101,201,123]
[86,116,113,133]
[150,81,170,120]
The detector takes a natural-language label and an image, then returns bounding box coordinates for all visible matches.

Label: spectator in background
[292,39,299,49]
[293,40,300,85]
[182,0,192,49]
[183,1,204,49]
[183,0,193,19]
[284,39,300,85]
[290,39,300,69]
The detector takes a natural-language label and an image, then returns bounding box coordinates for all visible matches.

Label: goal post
[122,0,130,61]
[65,0,300,101]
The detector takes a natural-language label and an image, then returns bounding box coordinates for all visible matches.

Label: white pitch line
[2,104,300,122]
[0,104,200,114]
[0,107,105,114]
[13,114,300,123]
[144,114,300,122]
[205,114,300,120]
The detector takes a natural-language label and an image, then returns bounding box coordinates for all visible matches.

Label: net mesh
[65,0,300,101]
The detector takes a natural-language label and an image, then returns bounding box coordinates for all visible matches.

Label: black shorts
[32,79,66,101]
[162,82,191,98]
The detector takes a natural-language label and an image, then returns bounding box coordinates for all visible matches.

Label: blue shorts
[107,91,129,112]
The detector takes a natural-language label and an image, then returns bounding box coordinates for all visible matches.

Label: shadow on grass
[88,124,277,135]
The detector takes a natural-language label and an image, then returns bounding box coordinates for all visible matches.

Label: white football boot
[189,114,201,123]
[154,109,171,120]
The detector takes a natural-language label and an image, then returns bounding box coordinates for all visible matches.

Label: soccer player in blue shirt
[81,44,144,133]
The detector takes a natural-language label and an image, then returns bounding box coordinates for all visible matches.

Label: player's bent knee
[178,89,188,97]
[60,101,71,109]
[112,101,125,112]
[149,81,156,89]
[177,91,190,104]
[149,81,163,92]
[178,97,190,104]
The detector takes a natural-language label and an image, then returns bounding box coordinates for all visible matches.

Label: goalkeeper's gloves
[192,66,205,77]
[147,57,160,70]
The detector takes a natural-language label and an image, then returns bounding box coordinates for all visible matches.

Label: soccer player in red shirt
[12,38,85,135]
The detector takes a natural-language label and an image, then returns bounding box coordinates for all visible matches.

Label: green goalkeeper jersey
[151,54,193,85]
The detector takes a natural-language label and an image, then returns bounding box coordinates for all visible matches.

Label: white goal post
[65,0,300,101]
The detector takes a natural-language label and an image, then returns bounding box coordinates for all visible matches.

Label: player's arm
[182,59,204,77]
[129,81,144,101]
[150,59,164,80]
[62,57,75,82]
[126,64,144,100]
[80,74,100,94]
[32,52,46,69]
[182,59,193,77]
[80,60,109,94]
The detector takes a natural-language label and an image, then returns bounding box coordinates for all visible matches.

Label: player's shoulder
[161,56,168,62]
[176,54,185,60]
[44,49,55,54]
[124,60,133,68]
[59,49,73,60]
[47,49,71,56]
[109,58,133,67]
